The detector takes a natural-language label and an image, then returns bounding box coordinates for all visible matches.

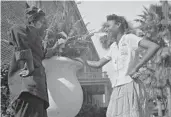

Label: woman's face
[35,16,48,36]
[106,20,121,38]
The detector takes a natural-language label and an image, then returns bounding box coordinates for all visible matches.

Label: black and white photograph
[1,0,171,117]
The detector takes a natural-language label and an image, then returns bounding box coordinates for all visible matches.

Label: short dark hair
[107,14,128,32]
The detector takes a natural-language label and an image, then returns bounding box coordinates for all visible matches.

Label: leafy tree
[135,1,171,117]
[1,64,10,117]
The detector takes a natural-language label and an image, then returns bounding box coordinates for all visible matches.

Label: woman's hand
[52,38,66,49]
[58,38,67,45]
[19,62,34,77]
[86,58,109,68]
[129,68,141,80]
[45,38,67,58]
[86,60,95,66]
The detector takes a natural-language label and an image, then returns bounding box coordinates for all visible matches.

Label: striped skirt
[106,80,149,117]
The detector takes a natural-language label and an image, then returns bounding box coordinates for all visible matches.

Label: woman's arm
[129,38,160,78]
[135,39,160,71]
[86,57,110,68]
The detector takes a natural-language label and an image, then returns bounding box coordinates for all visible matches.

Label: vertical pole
[161,1,170,117]
[105,84,109,107]
[166,85,171,117]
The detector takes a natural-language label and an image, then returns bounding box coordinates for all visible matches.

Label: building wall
[1,1,26,64]
[92,95,104,107]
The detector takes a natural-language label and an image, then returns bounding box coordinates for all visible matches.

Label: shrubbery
[76,103,107,117]
[1,64,10,116]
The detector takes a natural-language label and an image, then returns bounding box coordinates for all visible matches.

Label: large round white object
[42,56,83,117]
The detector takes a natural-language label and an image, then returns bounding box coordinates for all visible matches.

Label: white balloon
[42,56,84,117]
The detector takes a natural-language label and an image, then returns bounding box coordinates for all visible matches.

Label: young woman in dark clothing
[6,3,64,117]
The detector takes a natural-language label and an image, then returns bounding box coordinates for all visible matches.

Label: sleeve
[10,25,34,73]
[42,42,56,59]
[42,43,48,58]
[10,25,33,62]
[103,47,112,60]
[127,34,143,50]
[43,48,55,58]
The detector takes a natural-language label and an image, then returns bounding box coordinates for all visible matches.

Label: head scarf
[25,3,45,24]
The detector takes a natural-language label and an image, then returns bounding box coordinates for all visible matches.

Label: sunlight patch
[58,78,75,91]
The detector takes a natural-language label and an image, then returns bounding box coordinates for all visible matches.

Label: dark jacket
[8,24,49,109]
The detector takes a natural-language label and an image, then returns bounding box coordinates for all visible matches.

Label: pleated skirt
[106,80,149,117]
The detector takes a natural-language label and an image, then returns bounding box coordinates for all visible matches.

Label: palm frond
[143,5,149,14]
[143,11,148,16]
[137,14,146,20]
[149,4,157,12]
[134,19,145,23]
